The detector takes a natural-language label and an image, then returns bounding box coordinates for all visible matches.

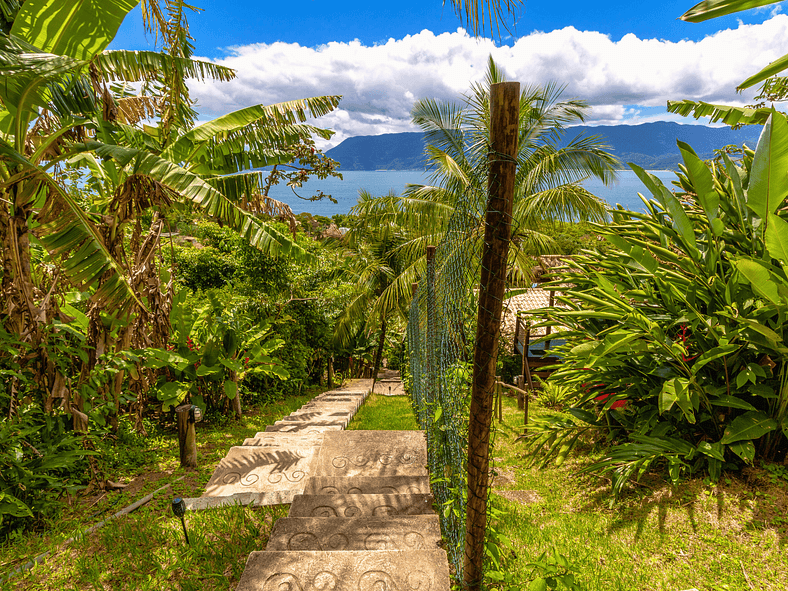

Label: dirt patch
[494,489,543,505]
[491,467,517,486]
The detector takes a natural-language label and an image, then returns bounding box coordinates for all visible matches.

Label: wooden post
[327,356,334,388]
[523,321,535,428]
[464,80,519,591]
[176,404,197,468]
[517,317,525,410]
[496,375,502,421]
[426,246,437,408]
[545,290,555,350]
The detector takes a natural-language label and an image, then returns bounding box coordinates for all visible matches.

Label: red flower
[594,392,627,410]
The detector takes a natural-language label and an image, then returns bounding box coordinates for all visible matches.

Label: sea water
[265,169,679,218]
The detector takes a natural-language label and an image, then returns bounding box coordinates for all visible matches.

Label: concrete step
[264,423,343,433]
[288,493,435,518]
[280,411,354,428]
[266,515,442,551]
[183,490,296,510]
[203,445,318,497]
[312,431,428,477]
[303,475,431,496]
[244,433,324,447]
[236,550,450,591]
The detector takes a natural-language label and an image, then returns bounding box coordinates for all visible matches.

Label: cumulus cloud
[188,15,788,147]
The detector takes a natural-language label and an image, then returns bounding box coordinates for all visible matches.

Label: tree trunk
[464,81,519,591]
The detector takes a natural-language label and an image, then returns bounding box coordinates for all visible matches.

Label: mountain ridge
[325,121,763,171]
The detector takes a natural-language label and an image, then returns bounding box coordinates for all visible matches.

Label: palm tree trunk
[372,315,387,390]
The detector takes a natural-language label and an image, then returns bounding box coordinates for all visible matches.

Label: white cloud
[188,15,788,148]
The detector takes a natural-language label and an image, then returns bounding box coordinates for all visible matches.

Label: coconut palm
[331,193,410,383]
[353,56,619,309]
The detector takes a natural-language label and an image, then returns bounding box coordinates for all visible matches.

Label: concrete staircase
[191,379,452,589]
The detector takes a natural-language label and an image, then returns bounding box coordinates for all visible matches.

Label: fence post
[464,80,519,591]
[426,245,437,409]
[523,321,534,428]
[176,404,197,468]
[496,375,502,421]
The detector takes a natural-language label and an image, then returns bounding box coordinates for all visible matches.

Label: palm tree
[354,56,619,302]
[332,193,410,384]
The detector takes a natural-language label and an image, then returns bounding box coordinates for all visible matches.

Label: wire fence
[405,196,483,576]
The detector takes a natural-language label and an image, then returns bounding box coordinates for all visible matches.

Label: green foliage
[0,407,91,537]
[528,222,609,257]
[537,381,575,411]
[525,548,585,591]
[170,220,289,294]
[146,288,289,413]
[521,114,788,495]
[171,245,237,292]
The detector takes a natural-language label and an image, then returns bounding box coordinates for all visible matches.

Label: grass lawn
[0,390,317,591]
[5,385,785,591]
[347,393,420,430]
[488,393,788,591]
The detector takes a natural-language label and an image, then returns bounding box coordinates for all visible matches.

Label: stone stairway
[191,380,452,589]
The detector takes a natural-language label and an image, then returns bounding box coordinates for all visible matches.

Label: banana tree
[668,0,788,124]
[0,0,341,426]
[0,0,147,418]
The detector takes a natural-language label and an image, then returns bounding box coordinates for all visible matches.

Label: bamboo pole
[463,80,519,590]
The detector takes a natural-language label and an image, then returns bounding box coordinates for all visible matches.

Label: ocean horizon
[265,169,679,218]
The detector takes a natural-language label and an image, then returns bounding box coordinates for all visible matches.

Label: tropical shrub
[170,220,290,294]
[0,406,91,536]
[144,288,289,416]
[521,110,788,496]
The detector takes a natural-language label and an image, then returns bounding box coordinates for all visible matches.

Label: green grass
[347,394,420,430]
[0,390,319,591]
[11,385,782,591]
[486,393,788,590]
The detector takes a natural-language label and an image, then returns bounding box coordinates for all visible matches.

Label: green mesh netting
[405,198,482,576]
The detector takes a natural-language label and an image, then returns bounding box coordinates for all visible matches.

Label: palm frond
[666,99,771,126]
[517,184,609,224]
[446,0,523,38]
[78,140,312,261]
[93,50,236,83]
[0,141,142,311]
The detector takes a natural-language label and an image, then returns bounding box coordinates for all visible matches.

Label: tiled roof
[500,287,562,347]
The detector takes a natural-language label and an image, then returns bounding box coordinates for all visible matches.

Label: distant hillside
[325,122,763,171]
[325,132,428,171]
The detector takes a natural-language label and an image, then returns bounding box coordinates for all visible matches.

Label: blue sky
[113,1,782,53]
[111,1,788,146]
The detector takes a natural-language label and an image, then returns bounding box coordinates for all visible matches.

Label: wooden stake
[496,375,502,421]
[464,80,519,591]
[426,246,437,407]
[176,404,197,468]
